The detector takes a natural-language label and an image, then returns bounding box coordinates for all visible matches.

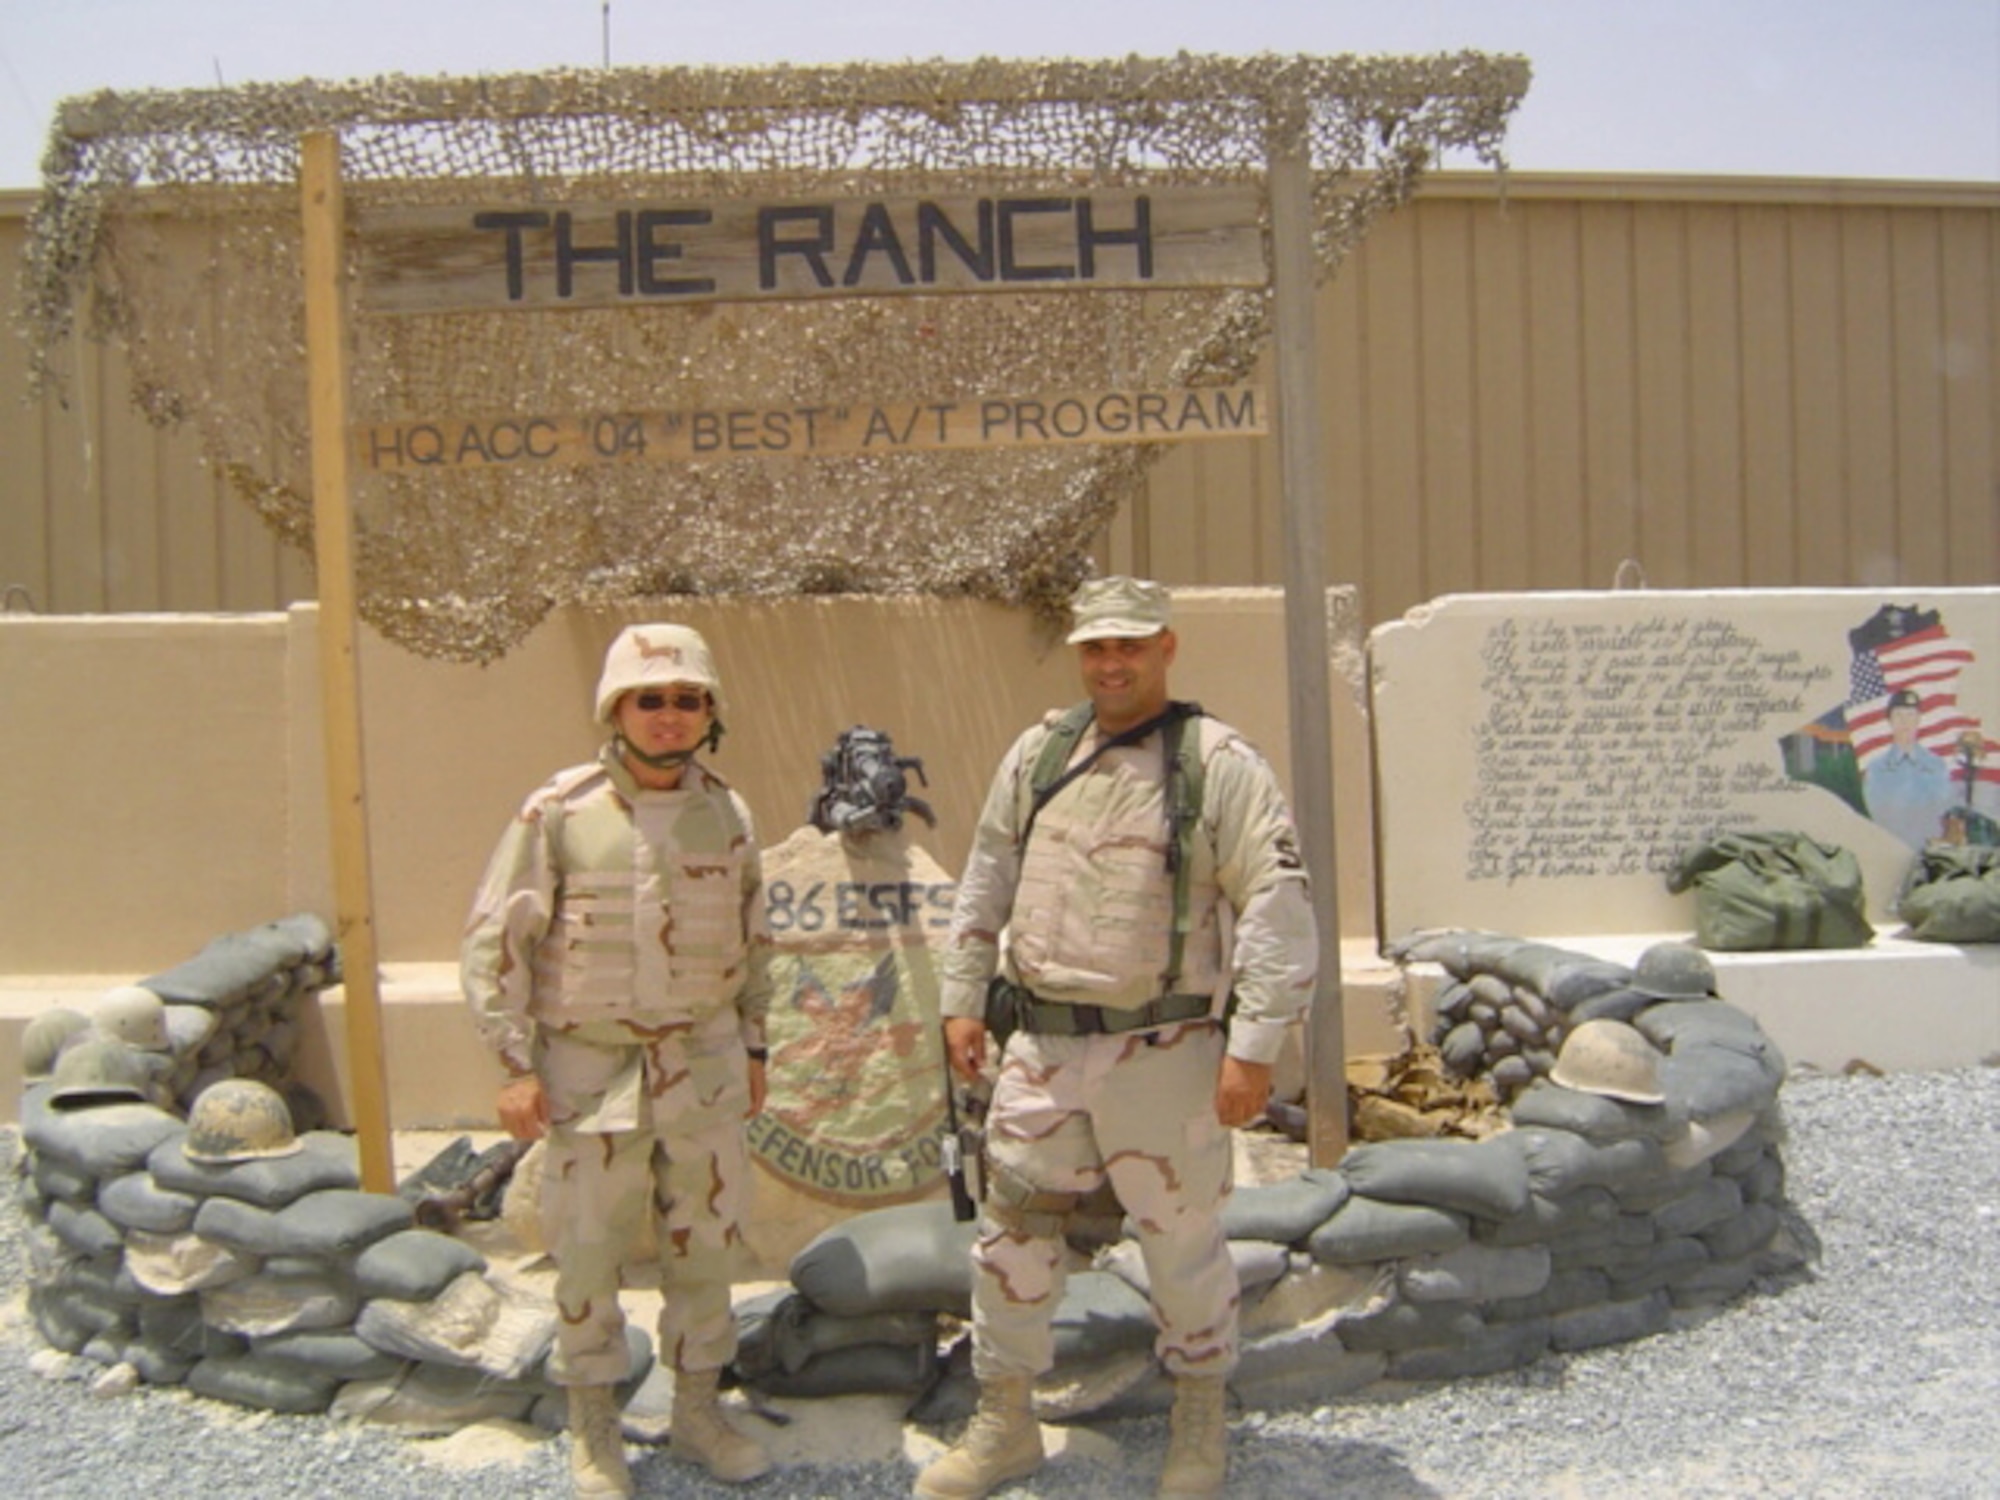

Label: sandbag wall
[13,1083,646,1429]
[134,914,339,1122]
[733,951,1808,1420]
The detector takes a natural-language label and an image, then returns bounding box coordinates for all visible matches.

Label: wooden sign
[355,384,1264,472]
[357,188,1266,313]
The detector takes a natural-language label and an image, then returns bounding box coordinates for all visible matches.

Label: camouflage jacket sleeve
[459,783,563,1078]
[730,788,774,1050]
[1205,734,1319,1065]
[938,728,1039,1022]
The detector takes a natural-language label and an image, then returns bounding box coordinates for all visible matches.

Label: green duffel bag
[1896,843,2000,943]
[1666,830,1875,950]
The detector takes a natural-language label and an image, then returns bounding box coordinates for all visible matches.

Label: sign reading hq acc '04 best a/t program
[349,185,1270,473]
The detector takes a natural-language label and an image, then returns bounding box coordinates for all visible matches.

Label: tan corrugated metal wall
[4,175,1995,623]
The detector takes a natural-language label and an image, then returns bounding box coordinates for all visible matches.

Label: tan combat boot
[1156,1374,1229,1498]
[912,1373,1044,1499]
[671,1367,771,1483]
[566,1384,633,1499]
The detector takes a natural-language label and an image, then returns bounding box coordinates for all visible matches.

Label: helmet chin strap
[614,719,724,772]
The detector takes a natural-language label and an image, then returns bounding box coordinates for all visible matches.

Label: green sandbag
[1896,843,2000,942]
[1667,831,1873,950]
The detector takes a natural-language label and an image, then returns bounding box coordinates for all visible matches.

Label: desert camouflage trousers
[536,1016,752,1386]
[971,1019,1238,1382]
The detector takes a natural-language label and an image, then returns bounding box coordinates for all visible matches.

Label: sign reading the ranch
[355,187,1266,313]
[355,385,1266,471]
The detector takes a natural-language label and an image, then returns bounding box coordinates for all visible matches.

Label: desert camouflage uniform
[463,743,771,1386]
[940,711,1316,1381]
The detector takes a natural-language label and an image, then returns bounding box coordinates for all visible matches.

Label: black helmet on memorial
[184,1078,304,1163]
[1549,1019,1668,1105]
[22,1007,91,1082]
[1630,941,1718,1001]
[47,1036,156,1109]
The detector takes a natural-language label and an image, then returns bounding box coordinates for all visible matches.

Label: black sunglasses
[633,690,709,713]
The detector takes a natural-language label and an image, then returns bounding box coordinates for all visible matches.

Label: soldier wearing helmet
[462,622,772,1496]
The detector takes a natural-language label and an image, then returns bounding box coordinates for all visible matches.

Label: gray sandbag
[1509,1080,1684,1143]
[1218,1169,1350,1244]
[149,1131,360,1208]
[354,1271,558,1380]
[1334,1299,1482,1355]
[1633,1000,1772,1053]
[1613,1161,1713,1214]
[32,1155,95,1204]
[1475,1187,1619,1247]
[1398,1243,1551,1305]
[790,1200,977,1317]
[251,1329,407,1380]
[138,1293,214,1356]
[353,1228,488,1301]
[1699,1200,1781,1263]
[1566,986,1655,1024]
[1652,1175,1745,1239]
[733,1288,937,1382]
[98,1172,200,1235]
[1051,1269,1159,1364]
[215,1188,413,1259]
[1509,1127,1667,1198]
[1670,1258,1759,1309]
[1339,1137,1530,1222]
[23,1096,185,1177]
[202,1267,357,1338]
[46,1200,124,1260]
[127,1337,198,1386]
[1605,1235,1710,1300]
[1658,1042,1784,1121]
[1309,1198,1470,1264]
[1387,1316,1551,1381]
[1550,1290,1670,1352]
[744,1340,939,1398]
[185,1350,343,1414]
[1486,1268,1613,1323]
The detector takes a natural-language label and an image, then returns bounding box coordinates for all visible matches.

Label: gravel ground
[6,1065,1997,1499]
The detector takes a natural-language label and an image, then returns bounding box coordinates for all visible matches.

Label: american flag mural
[1781,604,1997,840]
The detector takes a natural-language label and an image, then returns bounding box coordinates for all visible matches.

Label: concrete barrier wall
[2,589,1375,977]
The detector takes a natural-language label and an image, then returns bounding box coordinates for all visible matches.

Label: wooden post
[301,131,395,1193]
[1267,132,1349,1166]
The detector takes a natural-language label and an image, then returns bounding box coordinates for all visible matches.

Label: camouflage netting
[21,55,1529,661]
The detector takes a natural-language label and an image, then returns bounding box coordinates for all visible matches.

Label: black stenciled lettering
[1213,388,1258,429]
[1094,394,1133,434]
[635,208,715,296]
[524,419,560,459]
[454,424,492,464]
[405,426,445,465]
[1076,194,1153,279]
[554,211,633,298]
[472,211,549,301]
[760,206,836,289]
[997,198,1074,281]
[1176,391,1215,431]
[917,200,995,281]
[365,428,406,469]
[842,203,915,287]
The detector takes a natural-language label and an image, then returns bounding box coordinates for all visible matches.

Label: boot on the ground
[912,1373,1044,1499]
[671,1366,772,1483]
[1156,1374,1229,1499]
[567,1384,634,1499]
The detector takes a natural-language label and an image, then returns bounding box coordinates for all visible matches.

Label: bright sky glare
[0,0,1995,190]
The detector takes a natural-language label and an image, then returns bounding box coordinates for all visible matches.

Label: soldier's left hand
[1214,1055,1273,1129]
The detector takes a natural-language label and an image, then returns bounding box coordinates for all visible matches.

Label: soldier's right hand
[943,1017,988,1083]
[497,1074,550,1142]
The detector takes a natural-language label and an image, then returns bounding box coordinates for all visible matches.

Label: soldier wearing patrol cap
[920,576,1317,1500]
[461,622,773,1497]
[1864,687,1953,849]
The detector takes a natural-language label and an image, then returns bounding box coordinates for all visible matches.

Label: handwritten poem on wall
[1468,616,1829,884]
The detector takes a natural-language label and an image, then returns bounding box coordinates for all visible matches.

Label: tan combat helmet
[593,623,725,725]
[47,1036,156,1109]
[1630,941,1717,1001]
[90,984,172,1052]
[184,1078,304,1163]
[1549,1019,1668,1105]
[22,1007,91,1082]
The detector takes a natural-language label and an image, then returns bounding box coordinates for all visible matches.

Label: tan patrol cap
[1065,576,1172,643]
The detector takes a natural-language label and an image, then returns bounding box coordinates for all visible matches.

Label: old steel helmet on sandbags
[184,1077,303,1162]
[22,1007,91,1081]
[593,623,725,725]
[47,1036,156,1108]
[1550,1019,1667,1104]
[91,984,172,1052]
[1630,941,1718,1001]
